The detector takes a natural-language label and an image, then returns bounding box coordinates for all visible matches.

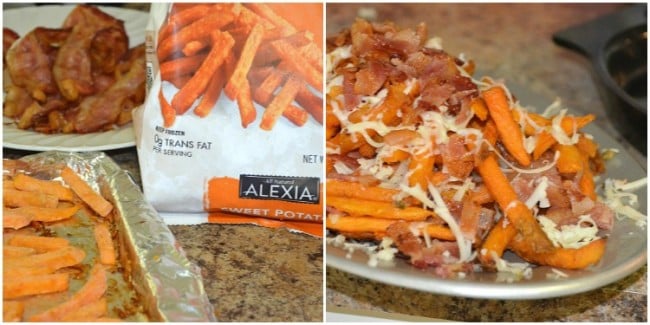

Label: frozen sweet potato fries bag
[135,3,323,236]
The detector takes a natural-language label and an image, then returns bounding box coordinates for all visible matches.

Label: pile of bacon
[3,4,145,134]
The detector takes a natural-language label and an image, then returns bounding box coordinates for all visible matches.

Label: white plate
[326,84,647,300]
[2,5,147,151]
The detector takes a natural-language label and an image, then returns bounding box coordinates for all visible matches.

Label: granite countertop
[326,3,646,322]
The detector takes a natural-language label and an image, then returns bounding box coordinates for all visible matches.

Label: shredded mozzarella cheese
[603,177,647,227]
[538,214,600,249]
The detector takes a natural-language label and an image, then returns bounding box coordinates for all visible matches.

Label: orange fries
[325,18,613,278]
[2,161,135,321]
[156,3,323,130]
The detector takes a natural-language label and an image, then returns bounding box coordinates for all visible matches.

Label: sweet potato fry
[157,7,235,61]
[3,300,24,322]
[3,159,28,177]
[326,179,418,205]
[244,3,297,36]
[555,144,583,174]
[3,273,69,299]
[477,218,517,266]
[579,156,597,200]
[236,81,257,128]
[61,166,113,217]
[13,173,74,201]
[482,86,531,167]
[271,39,323,92]
[3,265,58,278]
[4,246,85,270]
[29,263,108,322]
[8,234,69,253]
[253,69,287,105]
[470,97,489,121]
[182,40,208,56]
[3,245,36,258]
[157,4,214,44]
[171,30,235,115]
[279,105,309,127]
[327,196,439,221]
[576,134,598,158]
[94,223,116,265]
[193,65,226,118]
[515,110,595,136]
[60,297,108,322]
[296,42,323,72]
[253,31,314,67]
[159,89,176,128]
[3,188,58,208]
[225,24,265,100]
[532,131,556,160]
[476,154,553,263]
[509,235,606,270]
[327,131,367,156]
[232,4,275,32]
[159,53,207,82]
[327,215,455,241]
[295,86,323,124]
[407,144,436,190]
[249,70,309,126]
[326,215,395,237]
[3,207,33,229]
[8,204,80,223]
[260,75,303,130]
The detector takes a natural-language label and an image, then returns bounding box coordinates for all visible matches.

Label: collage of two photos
[2,2,647,322]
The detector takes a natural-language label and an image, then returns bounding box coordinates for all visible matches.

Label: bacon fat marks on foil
[325,18,646,279]
[3,4,145,134]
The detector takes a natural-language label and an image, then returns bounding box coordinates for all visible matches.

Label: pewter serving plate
[3,5,146,151]
[326,85,647,300]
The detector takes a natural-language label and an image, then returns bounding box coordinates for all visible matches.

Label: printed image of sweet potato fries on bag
[136,3,323,236]
[325,19,646,279]
[3,4,145,134]
[152,3,323,130]
[3,160,144,322]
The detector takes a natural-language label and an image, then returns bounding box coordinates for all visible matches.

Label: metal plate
[326,86,647,300]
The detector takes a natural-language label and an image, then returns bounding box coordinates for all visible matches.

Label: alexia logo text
[239,175,320,204]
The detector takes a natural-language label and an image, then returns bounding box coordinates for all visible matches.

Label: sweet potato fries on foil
[3,159,146,321]
[326,19,618,278]
[3,5,145,134]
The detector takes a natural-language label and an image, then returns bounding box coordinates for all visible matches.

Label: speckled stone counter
[326,3,646,322]
[169,223,322,322]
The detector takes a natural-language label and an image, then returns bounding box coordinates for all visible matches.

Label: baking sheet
[12,151,216,321]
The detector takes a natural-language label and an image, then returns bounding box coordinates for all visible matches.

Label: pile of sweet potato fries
[3,160,132,321]
[326,19,613,276]
[156,3,323,130]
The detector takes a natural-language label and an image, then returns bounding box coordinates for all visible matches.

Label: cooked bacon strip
[73,50,145,133]
[53,4,125,101]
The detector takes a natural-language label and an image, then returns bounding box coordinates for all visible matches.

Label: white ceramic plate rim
[326,85,647,300]
[2,5,147,152]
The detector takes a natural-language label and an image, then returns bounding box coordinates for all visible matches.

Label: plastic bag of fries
[134,3,323,236]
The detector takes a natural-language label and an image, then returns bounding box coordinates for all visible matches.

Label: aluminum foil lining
[15,151,216,322]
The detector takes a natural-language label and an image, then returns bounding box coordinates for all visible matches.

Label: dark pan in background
[553,4,647,154]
